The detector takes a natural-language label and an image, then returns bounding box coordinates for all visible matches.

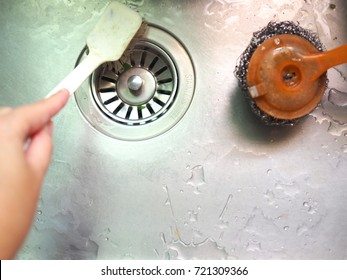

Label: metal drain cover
[75,25,195,141]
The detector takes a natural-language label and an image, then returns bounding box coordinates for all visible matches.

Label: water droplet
[303,201,309,207]
[160,232,167,245]
[264,189,276,205]
[164,198,171,206]
[216,220,229,229]
[328,88,347,107]
[193,230,203,239]
[274,38,281,45]
[275,181,300,197]
[204,0,238,32]
[246,241,262,252]
[341,144,347,153]
[329,3,337,10]
[219,232,224,240]
[37,198,44,208]
[308,206,317,215]
[327,120,347,136]
[267,169,272,175]
[105,237,109,241]
[204,0,224,16]
[188,210,198,222]
[297,223,309,236]
[37,210,42,215]
[283,226,289,231]
[126,0,145,8]
[168,238,228,260]
[187,165,206,193]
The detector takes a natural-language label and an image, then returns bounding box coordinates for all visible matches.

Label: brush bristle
[234,21,327,126]
[126,22,148,50]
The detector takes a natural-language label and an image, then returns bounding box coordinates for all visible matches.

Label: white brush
[46,2,142,97]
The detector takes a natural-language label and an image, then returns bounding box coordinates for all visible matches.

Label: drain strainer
[75,25,195,140]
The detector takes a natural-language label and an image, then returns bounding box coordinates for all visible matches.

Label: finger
[11,89,69,139]
[0,107,12,116]
[25,122,54,180]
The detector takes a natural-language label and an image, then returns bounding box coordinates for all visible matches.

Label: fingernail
[49,89,70,98]
[60,89,70,96]
[58,89,71,104]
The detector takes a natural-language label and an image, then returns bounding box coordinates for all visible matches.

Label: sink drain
[93,41,178,125]
[75,25,195,140]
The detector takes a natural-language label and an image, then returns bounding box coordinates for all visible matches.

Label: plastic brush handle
[46,2,142,98]
[46,52,103,98]
[305,44,347,81]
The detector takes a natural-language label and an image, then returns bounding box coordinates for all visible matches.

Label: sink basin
[1,0,347,259]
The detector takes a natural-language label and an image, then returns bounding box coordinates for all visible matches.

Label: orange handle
[304,44,347,80]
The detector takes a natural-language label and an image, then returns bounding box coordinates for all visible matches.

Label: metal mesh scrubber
[234,21,326,126]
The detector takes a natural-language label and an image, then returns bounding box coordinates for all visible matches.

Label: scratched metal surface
[1,0,347,259]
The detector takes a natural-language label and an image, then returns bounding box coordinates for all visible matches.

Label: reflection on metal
[1,0,346,260]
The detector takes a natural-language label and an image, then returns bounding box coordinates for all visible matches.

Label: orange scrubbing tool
[235,21,347,125]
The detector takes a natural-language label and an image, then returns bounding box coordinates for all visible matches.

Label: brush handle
[305,44,347,80]
[46,52,103,98]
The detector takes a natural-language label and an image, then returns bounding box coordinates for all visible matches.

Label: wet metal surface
[1,0,347,259]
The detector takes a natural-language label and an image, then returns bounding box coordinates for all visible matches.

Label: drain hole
[75,25,195,141]
[157,78,173,85]
[154,66,168,76]
[148,56,159,70]
[146,103,155,114]
[104,96,119,105]
[113,103,125,115]
[100,87,115,93]
[92,40,178,126]
[140,50,147,66]
[137,106,143,119]
[101,76,117,83]
[157,89,172,95]
[153,97,165,107]
[125,106,133,119]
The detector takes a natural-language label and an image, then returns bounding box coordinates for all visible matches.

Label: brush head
[234,21,327,126]
[86,2,142,61]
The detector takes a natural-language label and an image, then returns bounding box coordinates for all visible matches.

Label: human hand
[0,89,70,259]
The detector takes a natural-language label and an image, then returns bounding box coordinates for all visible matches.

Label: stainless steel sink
[1,0,347,259]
